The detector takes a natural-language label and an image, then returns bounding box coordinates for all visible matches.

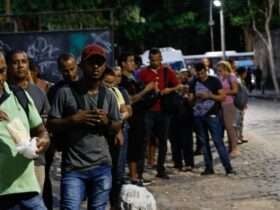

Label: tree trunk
[243,27,254,51]
[265,0,279,95]
[267,40,280,95]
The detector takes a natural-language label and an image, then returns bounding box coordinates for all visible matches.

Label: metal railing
[0,9,114,32]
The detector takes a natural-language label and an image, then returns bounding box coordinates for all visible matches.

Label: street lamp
[209,0,215,51]
[213,0,226,60]
[213,0,222,7]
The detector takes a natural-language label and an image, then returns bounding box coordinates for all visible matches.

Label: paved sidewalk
[146,131,280,210]
[145,99,280,210]
[249,89,279,100]
[49,99,280,210]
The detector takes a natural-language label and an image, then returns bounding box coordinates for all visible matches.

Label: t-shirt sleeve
[107,91,122,121]
[168,68,179,86]
[42,94,51,116]
[48,88,67,119]
[138,69,144,81]
[230,74,237,83]
[25,92,43,129]
[214,77,223,91]
[138,68,148,83]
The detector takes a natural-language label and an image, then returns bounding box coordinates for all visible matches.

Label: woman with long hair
[216,61,240,158]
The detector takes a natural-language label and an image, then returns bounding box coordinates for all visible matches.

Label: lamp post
[5,0,11,22]
[214,0,226,60]
[209,0,215,51]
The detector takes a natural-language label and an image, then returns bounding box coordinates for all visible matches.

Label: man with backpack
[192,63,235,176]
[0,52,50,209]
[44,53,80,210]
[138,48,182,179]
[119,52,156,186]
[47,44,122,210]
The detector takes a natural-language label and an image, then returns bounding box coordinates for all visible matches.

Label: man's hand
[160,88,172,95]
[115,131,124,146]
[196,92,211,100]
[144,81,156,92]
[70,110,100,127]
[36,136,49,154]
[0,110,8,121]
[95,109,109,126]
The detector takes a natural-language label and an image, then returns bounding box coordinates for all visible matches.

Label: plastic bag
[120,184,157,210]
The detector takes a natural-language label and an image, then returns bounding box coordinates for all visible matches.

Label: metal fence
[0,9,114,32]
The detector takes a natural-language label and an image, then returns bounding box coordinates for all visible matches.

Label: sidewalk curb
[249,94,280,101]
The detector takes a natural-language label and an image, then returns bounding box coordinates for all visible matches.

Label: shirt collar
[0,82,11,105]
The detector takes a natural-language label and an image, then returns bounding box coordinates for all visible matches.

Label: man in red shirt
[138,48,182,179]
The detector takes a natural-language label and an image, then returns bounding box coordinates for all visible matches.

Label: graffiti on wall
[0,30,113,82]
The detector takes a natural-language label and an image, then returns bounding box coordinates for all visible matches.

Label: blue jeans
[0,193,47,210]
[194,115,232,172]
[60,165,112,210]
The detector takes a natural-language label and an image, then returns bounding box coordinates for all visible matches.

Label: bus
[184,51,255,69]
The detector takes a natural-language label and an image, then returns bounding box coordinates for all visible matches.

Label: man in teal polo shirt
[0,52,50,209]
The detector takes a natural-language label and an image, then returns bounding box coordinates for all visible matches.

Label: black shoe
[226,169,237,176]
[182,166,193,172]
[156,172,170,179]
[200,169,215,176]
[130,179,144,187]
[140,178,153,186]
[194,149,202,156]
[174,165,183,172]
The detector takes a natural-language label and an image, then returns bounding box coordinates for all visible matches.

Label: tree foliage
[0,0,249,53]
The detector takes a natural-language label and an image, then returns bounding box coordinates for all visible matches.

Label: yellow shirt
[110,87,125,110]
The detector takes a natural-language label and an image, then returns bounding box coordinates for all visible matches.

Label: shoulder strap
[163,67,168,88]
[97,86,106,109]
[69,82,106,110]
[10,85,30,116]
[69,82,85,110]
[47,80,67,103]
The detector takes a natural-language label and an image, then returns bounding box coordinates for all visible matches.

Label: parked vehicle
[141,47,186,71]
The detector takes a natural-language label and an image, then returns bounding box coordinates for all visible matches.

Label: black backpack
[68,83,117,146]
[10,85,30,117]
[160,67,181,115]
[53,82,113,151]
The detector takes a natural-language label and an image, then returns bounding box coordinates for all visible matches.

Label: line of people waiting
[0,44,249,210]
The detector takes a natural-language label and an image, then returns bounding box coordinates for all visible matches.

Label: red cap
[81,43,106,62]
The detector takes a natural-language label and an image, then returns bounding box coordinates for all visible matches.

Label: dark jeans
[60,165,112,210]
[169,114,194,168]
[109,124,129,208]
[145,111,170,174]
[127,113,146,178]
[194,115,232,172]
[43,140,57,210]
[0,193,47,210]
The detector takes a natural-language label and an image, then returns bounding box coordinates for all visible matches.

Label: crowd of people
[0,44,249,210]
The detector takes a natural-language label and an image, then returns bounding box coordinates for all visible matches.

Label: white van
[141,47,186,71]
